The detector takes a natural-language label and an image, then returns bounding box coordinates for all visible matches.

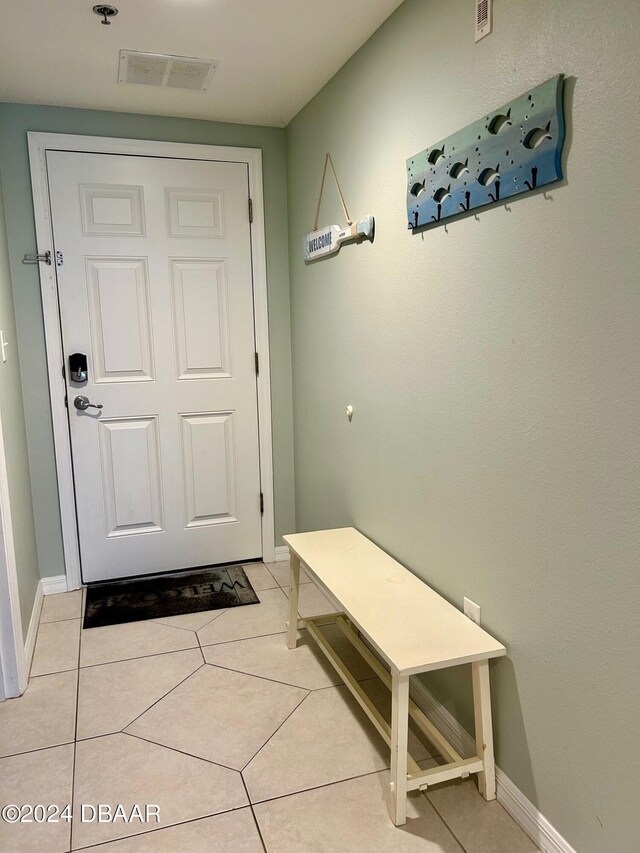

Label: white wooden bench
[283,527,506,826]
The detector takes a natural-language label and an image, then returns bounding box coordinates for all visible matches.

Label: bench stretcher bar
[304,614,488,795]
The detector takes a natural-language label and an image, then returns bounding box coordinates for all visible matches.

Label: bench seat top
[283,527,506,676]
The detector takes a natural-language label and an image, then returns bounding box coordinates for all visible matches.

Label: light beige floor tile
[197,586,288,646]
[41,590,83,623]
[72,733,247,848]
[152,608,227,631]
[0,744,73,853]
[243,683,390,802]
[266,560,312,588]
[283,582,339,618]
[254,769,465,853]
[0,670,77,757]
[80,619,198,667]
[76,808,263,852]
[126,664,307,770]
[31,619,81,676]
[76,649,203,740]
[202,624,375,690]
[243,562,279,591]
[427,777,539,853]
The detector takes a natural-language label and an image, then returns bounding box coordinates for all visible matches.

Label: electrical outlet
[464,597,481,624]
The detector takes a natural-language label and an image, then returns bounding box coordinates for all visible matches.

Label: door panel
[86,257,154,382]
[46,151,262,582]
[99,416,164,537]
[181,412,237,527]
[171,259,231,379]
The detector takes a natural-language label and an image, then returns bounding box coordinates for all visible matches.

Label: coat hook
[488,180,501,203]
[431,204,442,222]
[459,191,471,212]
[524,166,538,191]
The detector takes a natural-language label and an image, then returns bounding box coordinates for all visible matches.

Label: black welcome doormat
[83,565,260,629]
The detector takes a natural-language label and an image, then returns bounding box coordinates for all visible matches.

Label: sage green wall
[0,103,295,578]
[0,173,39,638]
[286,1,640,851]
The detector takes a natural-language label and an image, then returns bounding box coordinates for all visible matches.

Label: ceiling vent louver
[118,51,218,93]
[475,0,493,42]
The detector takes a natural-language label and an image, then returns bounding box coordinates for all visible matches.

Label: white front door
[46,151,263,583]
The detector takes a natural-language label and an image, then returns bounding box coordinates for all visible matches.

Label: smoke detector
[118,50,218,93]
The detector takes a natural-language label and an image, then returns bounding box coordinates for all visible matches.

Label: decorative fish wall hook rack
[406,75,565,231]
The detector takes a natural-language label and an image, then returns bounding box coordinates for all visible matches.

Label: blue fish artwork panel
[406,75,565,230]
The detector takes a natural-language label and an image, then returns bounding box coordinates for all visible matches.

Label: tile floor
[0,562,539,852]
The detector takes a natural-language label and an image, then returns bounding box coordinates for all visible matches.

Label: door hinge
[248,198,253,223]
[254,352,259,375]
[260,492,264,514]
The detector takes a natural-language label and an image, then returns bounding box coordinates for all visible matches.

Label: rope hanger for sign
[313,153,353,230]
[304,152,374,262]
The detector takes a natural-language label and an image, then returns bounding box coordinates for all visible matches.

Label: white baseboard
[41,575,68,595]
[410,679,577,853]
[24,579,44,676]
[274,545,289,562]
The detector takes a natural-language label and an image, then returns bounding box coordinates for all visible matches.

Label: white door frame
[28,132,275,592]
[0,406,28,699]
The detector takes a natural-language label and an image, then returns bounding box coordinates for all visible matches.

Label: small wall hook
[459,191,471,212]
[524,166,538,191]
[488,180,501,203]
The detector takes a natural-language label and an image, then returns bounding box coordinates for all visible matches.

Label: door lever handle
[73,395,103,412]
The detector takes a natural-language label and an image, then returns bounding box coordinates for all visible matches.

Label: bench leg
[389,672,409,826]
[472,659,496,800]
[286,551,300,649]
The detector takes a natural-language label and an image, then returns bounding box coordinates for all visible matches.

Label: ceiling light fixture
[93,5,119,26]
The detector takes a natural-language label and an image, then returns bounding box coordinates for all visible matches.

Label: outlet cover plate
[464,597,481,624]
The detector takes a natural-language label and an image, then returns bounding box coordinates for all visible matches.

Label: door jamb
[28,132,276,591]
[0,407,28,699]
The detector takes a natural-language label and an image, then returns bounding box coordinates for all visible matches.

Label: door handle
[73,395,103,412]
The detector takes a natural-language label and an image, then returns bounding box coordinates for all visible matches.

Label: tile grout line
[200,658,364,693]
[69,805,250,851]
[153,606,230,634]
[239,774,269,853]
[249,766,399,808]
[121,661,207,732]
[240,689,311,777]
[425,788,473,853]
[122,730,240,774]
[198,627,293,648]
[195,626,207,664]
[78,642,200,670]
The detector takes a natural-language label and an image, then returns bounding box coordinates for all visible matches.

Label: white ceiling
[0,0,403,127]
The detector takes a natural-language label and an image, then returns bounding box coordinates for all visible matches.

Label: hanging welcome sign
[303,153,374,262]
[304,216,375,262]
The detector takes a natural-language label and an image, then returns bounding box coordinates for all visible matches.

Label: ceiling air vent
[475,0,492,42]
[118,51,218,93]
